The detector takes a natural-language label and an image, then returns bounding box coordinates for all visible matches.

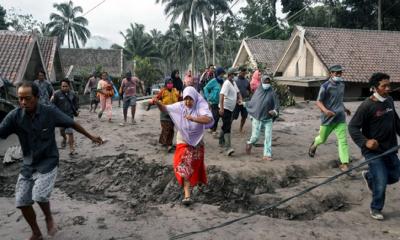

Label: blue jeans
[364,152,400,211]
[247,118,273,157]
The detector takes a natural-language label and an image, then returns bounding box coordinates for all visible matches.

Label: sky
[0,0,281,48]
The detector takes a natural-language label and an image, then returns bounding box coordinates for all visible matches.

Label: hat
[215,67,226,76]
[261,75,272,82]
[227,67,238,75]
[329,65,344,72]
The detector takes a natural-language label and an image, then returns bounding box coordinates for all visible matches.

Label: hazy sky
[0,0,247,47]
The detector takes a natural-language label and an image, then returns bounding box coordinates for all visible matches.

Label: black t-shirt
[349,97,400,155]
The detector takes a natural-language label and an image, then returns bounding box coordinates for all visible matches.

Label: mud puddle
[0,153,349,221]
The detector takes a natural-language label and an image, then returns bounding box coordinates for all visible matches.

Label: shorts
[62,127,73,134]
[233,104,248,120]
[61,117,74,134]
[123,96,137,109]
[15,167,58,208]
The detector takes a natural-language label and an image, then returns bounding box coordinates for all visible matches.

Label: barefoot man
[0,81,103,240]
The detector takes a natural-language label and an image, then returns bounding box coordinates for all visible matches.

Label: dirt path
[1,101,400,240]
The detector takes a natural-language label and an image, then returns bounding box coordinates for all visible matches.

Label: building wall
[282,37,327,78]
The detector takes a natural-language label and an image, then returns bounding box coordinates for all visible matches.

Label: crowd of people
[0,63,399,239]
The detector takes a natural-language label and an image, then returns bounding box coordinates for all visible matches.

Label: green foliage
[0,5,8,30]
[47,1,91,48]
[272,80,296,107]
[115,23,160,60]
[239,0,288,39]
[134,56,163,88]
[6,8,42,32]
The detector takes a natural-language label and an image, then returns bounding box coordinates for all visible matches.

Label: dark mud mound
[0,153,349,220]
[55,153,349,220]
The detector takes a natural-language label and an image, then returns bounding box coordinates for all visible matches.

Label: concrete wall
[282,37,327,78]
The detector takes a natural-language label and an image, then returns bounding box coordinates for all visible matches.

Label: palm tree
[156,0,231,70]
[162,24,191,74]
[113,23,160,60]
[47,1,90,48]
[157,0,204,73]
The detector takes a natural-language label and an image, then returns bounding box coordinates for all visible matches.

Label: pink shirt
[250,70,261,92]
[121,77,140,97]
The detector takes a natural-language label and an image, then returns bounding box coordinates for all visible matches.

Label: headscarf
[171,70,183,93]
[246,80,279,121]
[166,86,214,146]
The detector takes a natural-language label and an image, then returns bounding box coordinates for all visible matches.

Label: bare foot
[46,218,57,237]
[263,156,273,161]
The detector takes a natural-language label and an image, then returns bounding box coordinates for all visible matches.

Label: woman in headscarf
[171,70,183,95]
[152,86,213,206]
[184,70,194,87]
[245,75,279,161]
[150,77,180,152]
[97,71,114,122]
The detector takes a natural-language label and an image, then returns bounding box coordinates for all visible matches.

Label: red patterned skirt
[173,144,207,187]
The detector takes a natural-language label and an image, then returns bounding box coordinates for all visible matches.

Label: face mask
[262,83,271,90]
[373,92,387,102]
[332,76,343,82]
[166,83,173,89]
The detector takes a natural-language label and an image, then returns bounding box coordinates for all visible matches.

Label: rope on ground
[169,145,400,240]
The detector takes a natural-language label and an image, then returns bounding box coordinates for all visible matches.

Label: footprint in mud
[72,216,87,225]
[96,217,107,229]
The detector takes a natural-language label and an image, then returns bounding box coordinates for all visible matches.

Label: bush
[271,80,296,107]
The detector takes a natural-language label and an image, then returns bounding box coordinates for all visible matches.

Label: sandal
[182,197,193,206]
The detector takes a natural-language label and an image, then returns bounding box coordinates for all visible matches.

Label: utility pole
[378,0,382,30]
[212,10,216,66]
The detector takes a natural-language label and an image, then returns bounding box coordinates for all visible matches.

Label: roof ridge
[301,25,400,34]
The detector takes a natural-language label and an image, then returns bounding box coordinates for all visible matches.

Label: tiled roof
[245,39,288,70]
[60,48,124,77]
[39,37,58,75]
[0,31,35,84]
[303,26,400,83]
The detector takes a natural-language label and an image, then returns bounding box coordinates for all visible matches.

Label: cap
[215,67,226,76]
[227,67,238,75]
[329,65,344,72]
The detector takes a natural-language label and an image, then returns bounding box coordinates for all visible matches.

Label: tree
[161,24,191,74]
[47,1,91,48]
[6,8,42,32]
[239,0,288,39]
[0,5,8,30]
[134,56,163,88]
[113,23,160,60]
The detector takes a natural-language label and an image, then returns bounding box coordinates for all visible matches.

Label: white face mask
[262,83,271,90]
[373,92,387,102]
[332,76,343,82]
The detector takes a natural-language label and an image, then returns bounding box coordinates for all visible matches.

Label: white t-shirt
[219,79,239,112]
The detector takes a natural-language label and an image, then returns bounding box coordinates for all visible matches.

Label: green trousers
[314,122,349,164]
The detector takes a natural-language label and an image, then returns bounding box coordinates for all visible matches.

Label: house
[274,26,400,100]
[59,48,129,78]
[0,31,49,87]
[232,38,288,71]
[38,36,64,82]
